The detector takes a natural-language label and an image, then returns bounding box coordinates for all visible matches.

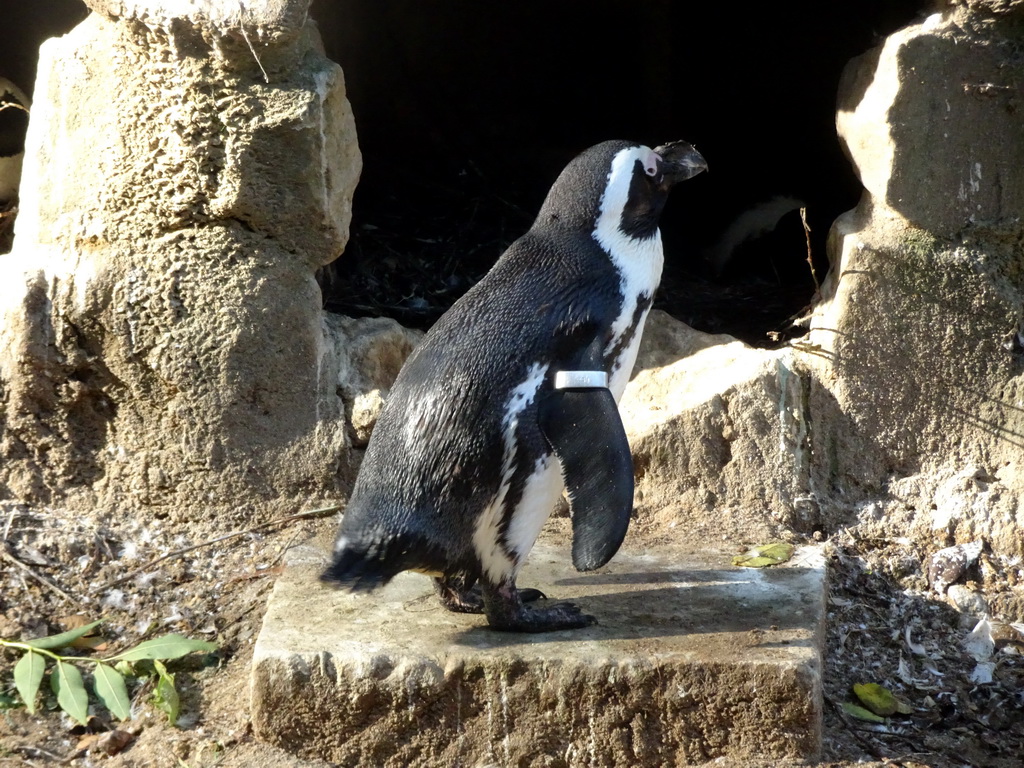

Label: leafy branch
[1,620,216,725]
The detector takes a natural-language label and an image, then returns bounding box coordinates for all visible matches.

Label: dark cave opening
[2,2,928,347]
[313,0,925,346]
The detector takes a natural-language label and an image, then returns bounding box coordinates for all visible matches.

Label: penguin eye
[642,149,661,177]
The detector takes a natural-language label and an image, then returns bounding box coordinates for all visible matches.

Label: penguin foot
[434,576,485,613]
[482,581,596,633]
[435,576,546,614]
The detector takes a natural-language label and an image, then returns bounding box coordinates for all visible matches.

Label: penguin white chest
[591,147,666,401]
[594,240,663,399]
[603,233,663,401]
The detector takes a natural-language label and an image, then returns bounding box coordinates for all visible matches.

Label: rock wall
[620,312,813,545]
[0,0,1020,563]
[806,3,1024,557]
[0,0,365,524]
[620,3,1024,560]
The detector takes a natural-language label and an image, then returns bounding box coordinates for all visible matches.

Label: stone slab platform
[250,540,826,767]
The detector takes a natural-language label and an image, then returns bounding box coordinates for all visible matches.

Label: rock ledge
[251,540,826,766]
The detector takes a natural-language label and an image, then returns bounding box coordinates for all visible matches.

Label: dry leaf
[904,626,928,656]
[75,729,134,757]
[75,733,103,752]
[71,636,110,652]
[96,729,134,756]
[58,616,106,650]
[964,617,995,662]
[970,661,995,684]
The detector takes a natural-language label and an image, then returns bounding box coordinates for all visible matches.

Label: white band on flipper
[554,370,609,390]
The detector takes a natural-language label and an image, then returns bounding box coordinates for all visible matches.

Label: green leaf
[50,660,89,725]
[93,663,131,721]
[853,682,912,716]
[14,651,47,714]
[732,555,779,567]
[732,541,795,568]
[841,701,886,723]
[114,660,136,677]
[152,660,180,726]
[23,620,104,650]
[853,682,896,716]
[0,690,22,710]
[111,634,217,662]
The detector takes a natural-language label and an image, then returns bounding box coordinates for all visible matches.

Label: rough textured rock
[943,0,1024,22]
[251,539,826,767]
[808,8,1024,558]
[0,2,361,523]
[622,311,812,544]
[85,0,314,33]
[325,314,423,447]
[631,309,735,371]
[836,11,1024,236]
[619,5,1024,562]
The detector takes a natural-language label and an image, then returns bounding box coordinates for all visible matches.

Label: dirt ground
[1,496,1022,768]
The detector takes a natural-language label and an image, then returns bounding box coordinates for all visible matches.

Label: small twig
[237,2,270,84]
[0,101,29,114]
[11,745,71,765]
[2,547,78,604]
[788,340,833,361]
[2,505,17,541]
[270,529,303,567]
[90,504,341,594]
[799,206,819,291]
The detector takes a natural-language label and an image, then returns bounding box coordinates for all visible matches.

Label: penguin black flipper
[538,385,634,572]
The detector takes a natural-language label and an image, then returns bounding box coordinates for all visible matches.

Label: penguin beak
[653,141,708,185]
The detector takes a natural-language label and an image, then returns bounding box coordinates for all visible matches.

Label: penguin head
[537,139,706,242]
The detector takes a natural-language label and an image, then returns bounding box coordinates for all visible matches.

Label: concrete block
[251,540,825,766]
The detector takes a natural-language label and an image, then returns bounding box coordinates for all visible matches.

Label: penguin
[706,196,805,277]
[322,139,707,632]
[0,78,30,205]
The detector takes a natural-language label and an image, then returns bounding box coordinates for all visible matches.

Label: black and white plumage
[322,139,707,632]
[0,77,30,205]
